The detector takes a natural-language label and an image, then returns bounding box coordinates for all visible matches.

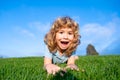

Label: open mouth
[61,41,69,45]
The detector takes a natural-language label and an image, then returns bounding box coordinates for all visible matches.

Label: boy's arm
[44,57,61,75]
[66,56,79,71]
[44,57,52,66]
[67,56,75,65]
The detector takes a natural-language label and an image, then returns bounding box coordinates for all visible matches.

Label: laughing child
[44,16,80,75]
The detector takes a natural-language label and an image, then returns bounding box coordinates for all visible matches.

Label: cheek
[55,34,62,42]
[56,34,60,40]
[69,35,74,40]
[57,33,64,39]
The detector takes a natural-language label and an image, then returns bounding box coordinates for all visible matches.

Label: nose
[63,33,68,39]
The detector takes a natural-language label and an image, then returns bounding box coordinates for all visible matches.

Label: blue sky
[0,0,120,57]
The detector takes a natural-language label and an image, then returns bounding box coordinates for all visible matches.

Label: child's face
[56,28,74,50]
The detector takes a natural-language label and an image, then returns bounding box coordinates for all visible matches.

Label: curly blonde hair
[44,16,80,57]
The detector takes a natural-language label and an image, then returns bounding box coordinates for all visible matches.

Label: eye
[68,32,73,35]
[59,31,63,34]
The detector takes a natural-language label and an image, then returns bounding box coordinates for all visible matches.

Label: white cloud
[21,29,35,38]
[14,21,51,39]
[28,21,50,34]
[81,23,114,44]
[13,26,35,38]
[80,16,120,54]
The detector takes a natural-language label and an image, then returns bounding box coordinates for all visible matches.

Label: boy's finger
[52,71,56,75]
[76,68,79,71]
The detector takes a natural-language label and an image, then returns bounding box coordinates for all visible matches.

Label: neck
[57,47,66,56]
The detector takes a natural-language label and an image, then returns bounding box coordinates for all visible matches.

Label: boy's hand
[57,68,67,76]
[66,64,79,71]
[45,64,61,75]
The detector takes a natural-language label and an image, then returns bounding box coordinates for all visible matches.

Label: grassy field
[0,55,120,80]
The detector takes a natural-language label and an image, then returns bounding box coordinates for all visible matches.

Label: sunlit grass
[0,55,120,80]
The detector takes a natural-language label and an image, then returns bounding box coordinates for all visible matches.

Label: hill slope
[0,55,120,80]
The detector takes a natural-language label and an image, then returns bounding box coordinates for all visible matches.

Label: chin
[60,46,68,50]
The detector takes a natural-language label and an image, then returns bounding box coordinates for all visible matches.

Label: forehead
[58,28,73,31]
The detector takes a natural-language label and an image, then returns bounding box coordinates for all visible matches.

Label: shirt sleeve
[44,45,52,59]
[71,50,77,56]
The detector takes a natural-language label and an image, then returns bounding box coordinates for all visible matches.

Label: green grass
[0,55,120,80]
